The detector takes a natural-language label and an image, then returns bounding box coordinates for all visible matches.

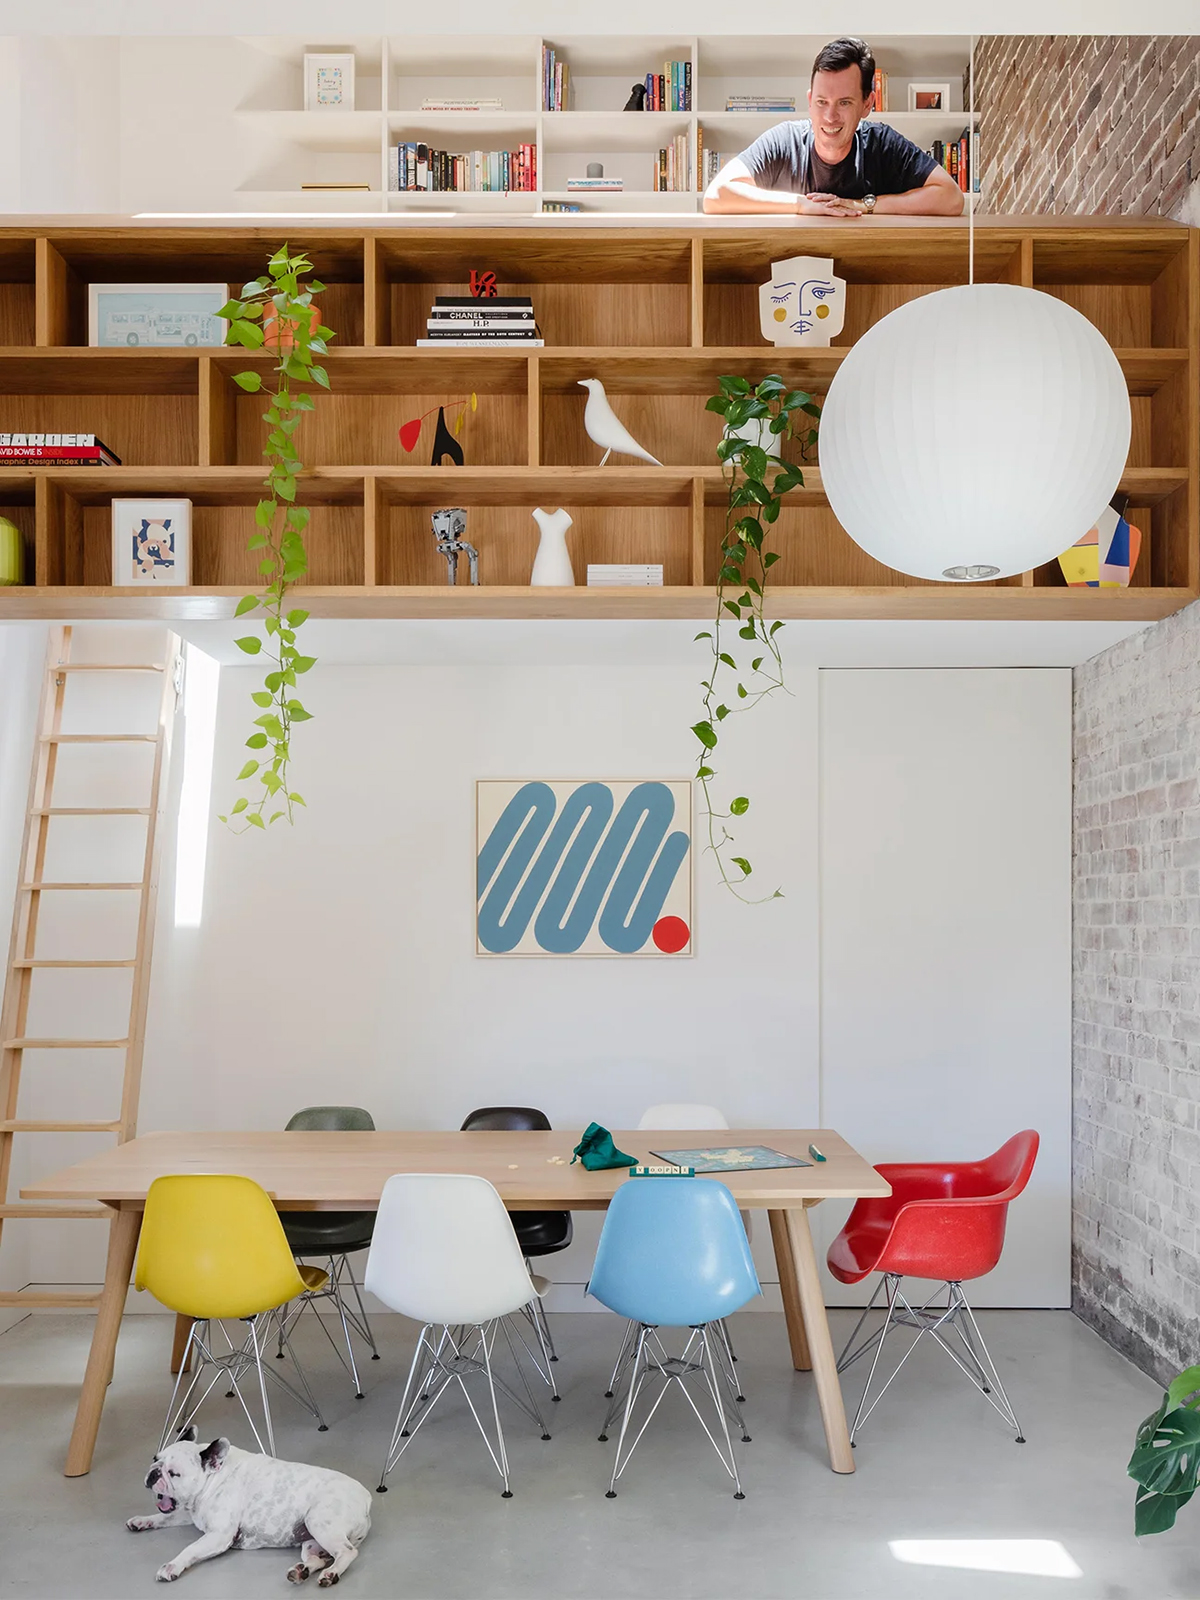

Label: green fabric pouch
[571,1122,637,1172]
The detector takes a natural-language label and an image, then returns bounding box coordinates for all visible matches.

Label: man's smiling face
[808,64,870,155]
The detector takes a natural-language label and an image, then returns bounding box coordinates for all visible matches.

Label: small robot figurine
[431,507,479,585]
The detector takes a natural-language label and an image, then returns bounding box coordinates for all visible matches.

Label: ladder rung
[31,808,151,816]
[22,882,145,891]
[2,1038,129,1049]
[0,1204,110,1220]
[12,959,136,968]
[0,1290,104,1308]
[53,663,165,673]
[0,1119,121,1132]
[41,734,157,743]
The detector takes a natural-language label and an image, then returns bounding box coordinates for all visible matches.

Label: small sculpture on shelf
[399,393,478,465]
[623,84,648,111]
[759,254,847,347]
[1057,495,1142,588]
[431,508,480,585]
[530,508,575,586]
[578,378,662,466]
[469,270,499,299]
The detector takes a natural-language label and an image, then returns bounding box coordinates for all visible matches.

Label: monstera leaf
[1129,1370,1200,1535]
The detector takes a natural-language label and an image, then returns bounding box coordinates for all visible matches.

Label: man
[704,37,964,218]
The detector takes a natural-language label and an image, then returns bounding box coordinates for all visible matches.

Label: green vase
[0,516,24,586]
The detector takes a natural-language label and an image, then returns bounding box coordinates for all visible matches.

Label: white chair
[365,1173,554,1499]
[606,1103,752,1401]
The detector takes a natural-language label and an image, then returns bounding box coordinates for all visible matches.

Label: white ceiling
[10,3,1200,33]
[171,615,1150,669]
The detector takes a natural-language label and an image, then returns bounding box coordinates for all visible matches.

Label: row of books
[929,130,980,193]
[0,432,120,465]
[416,295,544,347]
[389,143,537,192]
[871,70,890,112]
[725,95,795,112]
[652,135,692,193]
[541,45,570,111]
[640,63,692,112]
[696,126,725,189]
[542,201,581,213]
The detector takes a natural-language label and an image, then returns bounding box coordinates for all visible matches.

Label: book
[433,295,532,307]
[428,309,535,322]
[566,178,623,190]
[416,336,544,346]
[300,182,371,191]
[425,322,541,335]
[587,564,663,586]
[542,201,581,213]
[649,1145,813,1174]
[420,99,503,112]
[0,433,120,465]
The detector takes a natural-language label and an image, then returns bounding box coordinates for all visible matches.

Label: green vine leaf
[216,243,334,833]
[693,373,821,902]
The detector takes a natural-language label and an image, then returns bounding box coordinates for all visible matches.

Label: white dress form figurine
[530,508,575,586]
[759,254,847,347]
[578,378,662,466]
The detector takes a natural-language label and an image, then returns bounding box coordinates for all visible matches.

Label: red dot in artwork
[652,916,690,954]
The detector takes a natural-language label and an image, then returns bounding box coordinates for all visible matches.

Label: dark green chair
[275,1105,380,1398]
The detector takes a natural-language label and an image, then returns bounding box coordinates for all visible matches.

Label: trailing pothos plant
[1129,1364,1200,1534]
[215,245,334,831]
[693,374,820,901]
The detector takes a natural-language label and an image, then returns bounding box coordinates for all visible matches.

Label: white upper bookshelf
[143,34,979,216]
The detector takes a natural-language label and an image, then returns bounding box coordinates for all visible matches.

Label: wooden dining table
[21,1126,890,1478]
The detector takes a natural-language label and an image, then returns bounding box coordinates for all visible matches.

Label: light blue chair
[587,1177,761,1499]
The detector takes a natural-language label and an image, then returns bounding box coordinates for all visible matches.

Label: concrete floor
[0,1308,1196,1600]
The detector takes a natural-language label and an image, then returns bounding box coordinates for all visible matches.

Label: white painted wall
[813,669,1072,1306]
[1,627,1071,1311]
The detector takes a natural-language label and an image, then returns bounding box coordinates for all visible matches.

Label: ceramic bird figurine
[578,378,662,467]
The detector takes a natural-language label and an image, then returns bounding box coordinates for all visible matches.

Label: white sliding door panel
[816,669,1071,1307]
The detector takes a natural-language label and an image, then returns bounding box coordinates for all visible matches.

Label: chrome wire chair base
[605,1315,744,1404]
[160,1313,327,1458]
[599,1323,749,1500]
[837,1273,1025,1445]
[274,1253,380,1399]
[376,1314,553,1498]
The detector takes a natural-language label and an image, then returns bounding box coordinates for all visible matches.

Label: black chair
[461,1105,572,1397]
[276,1105,380,1398]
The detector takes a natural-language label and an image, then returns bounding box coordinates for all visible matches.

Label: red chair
[827,1130,1039,1445]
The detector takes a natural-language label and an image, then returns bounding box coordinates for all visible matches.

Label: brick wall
[1074,599,1200,1381]
[976,36,1200,218]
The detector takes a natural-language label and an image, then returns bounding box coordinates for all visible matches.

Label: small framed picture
[88,284,228,349]
[304,52,356,111]
[112,499,192,587]
[907,82,951,112]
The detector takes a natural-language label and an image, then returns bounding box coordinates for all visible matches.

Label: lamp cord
[969,34,976,286]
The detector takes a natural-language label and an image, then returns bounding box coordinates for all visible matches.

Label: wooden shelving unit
[0,218,1195,621]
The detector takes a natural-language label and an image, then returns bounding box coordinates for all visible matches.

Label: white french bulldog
[127,1427,372,1586]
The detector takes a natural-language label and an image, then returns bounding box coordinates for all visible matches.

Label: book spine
[684,59,692,111]
[644,72,652,111]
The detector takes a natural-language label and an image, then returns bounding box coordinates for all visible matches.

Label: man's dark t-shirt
[736,120,937,198]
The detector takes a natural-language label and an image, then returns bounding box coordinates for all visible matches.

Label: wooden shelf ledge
[0,585,1192,623]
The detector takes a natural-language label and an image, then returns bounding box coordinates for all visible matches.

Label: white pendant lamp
[818,38,1132,584]
[818,283,1132,580]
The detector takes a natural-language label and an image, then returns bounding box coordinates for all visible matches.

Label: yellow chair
[137,1174,330,1455]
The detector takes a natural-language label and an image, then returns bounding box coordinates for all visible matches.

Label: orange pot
[261,301,321,352]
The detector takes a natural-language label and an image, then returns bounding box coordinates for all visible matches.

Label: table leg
[65,1205,141,1477]
[768,1209,812,1370]
[785,1205,855,1474]
[170,1313,194,1376]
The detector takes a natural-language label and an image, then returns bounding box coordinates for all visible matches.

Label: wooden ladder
[0,625,181,1311]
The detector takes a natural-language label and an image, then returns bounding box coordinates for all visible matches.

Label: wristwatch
[861,193,877,213]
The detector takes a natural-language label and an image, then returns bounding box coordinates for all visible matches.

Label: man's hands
[800,192,866,217]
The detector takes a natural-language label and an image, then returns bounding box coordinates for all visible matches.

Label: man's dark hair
[811,37,875,99]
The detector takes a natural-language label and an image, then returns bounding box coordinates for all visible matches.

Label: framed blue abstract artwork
[476,779,693,957]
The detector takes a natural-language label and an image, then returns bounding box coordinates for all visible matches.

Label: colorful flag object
[1057,502,1142,588]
